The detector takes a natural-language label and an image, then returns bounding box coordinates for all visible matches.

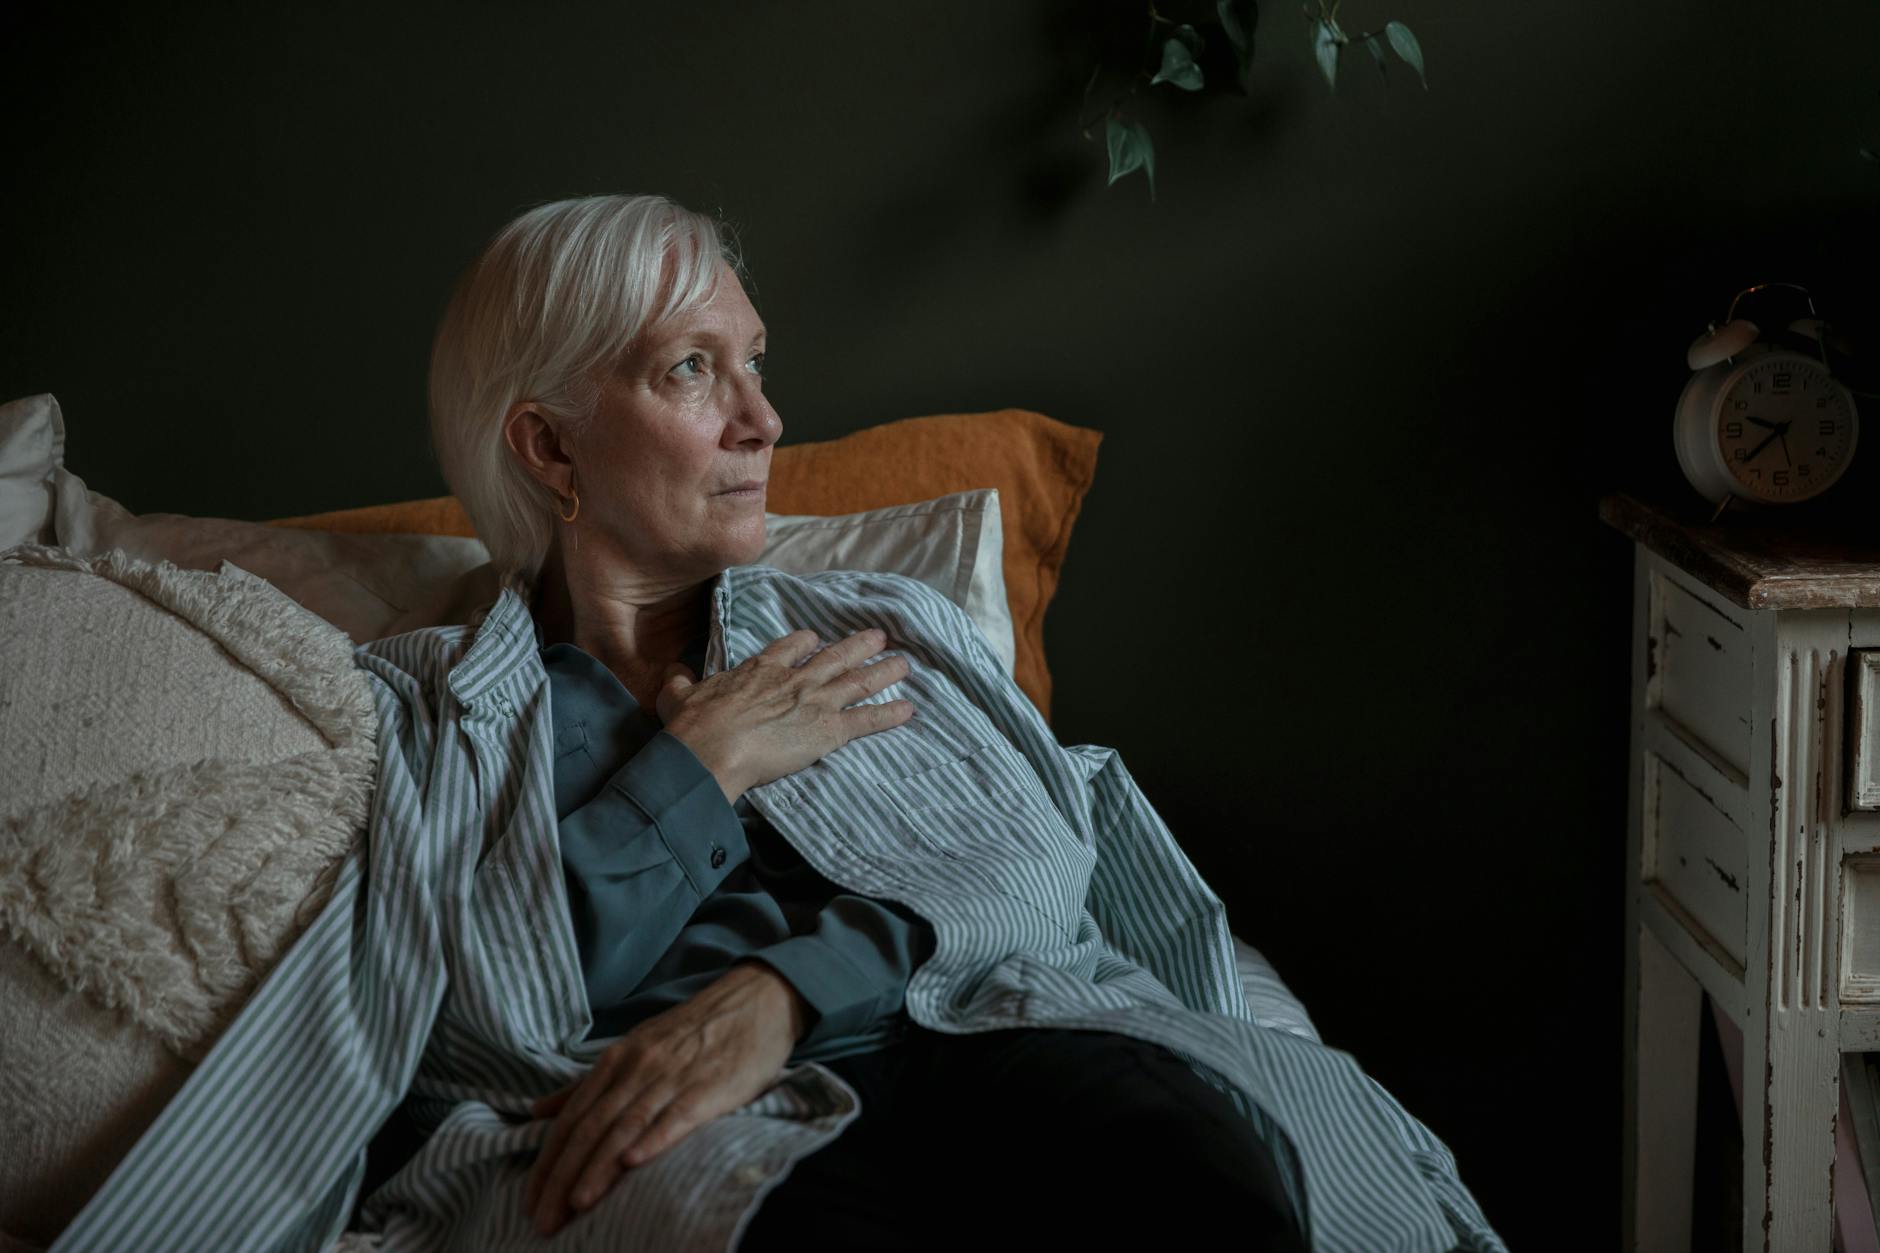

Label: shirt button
[498,696,515,716]
[710,846,727,869]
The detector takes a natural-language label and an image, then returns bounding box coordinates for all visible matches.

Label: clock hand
[1743,428,1782,462]
[1746,416,1779,431]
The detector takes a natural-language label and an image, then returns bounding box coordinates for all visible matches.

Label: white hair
[427,193,743,591]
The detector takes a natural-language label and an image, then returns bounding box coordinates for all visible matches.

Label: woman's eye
[671,353,705,378]
[748,352,766,376]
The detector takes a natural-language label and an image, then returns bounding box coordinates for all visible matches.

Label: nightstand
[1603,493,1880,1252]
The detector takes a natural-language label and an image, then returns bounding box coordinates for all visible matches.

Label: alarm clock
[1673,283,1860,514]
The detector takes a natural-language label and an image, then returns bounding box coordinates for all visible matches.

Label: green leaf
[1313,20,1341,92]
[1365,34,1388,83]
[1217,0,1259,80]
[1151,32,1205,91]
[1385,20,1426,88]
[1105,116,1157,201]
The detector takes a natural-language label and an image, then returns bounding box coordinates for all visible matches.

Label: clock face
[1713,352,1857,501]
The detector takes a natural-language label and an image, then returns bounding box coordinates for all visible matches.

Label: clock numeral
[1818,398,1830,409]
[1820,419,1837,434]
[1818,446,1831,458]
[1747,468,1762,480]
[1800,464,1813,477]
[1753,381,1763,395]
[1773,371,1793,392]
[1735,400,1750,410]
[1774,470,1790,486]
[1725,421,1743,438]
[1734,448,1749,461]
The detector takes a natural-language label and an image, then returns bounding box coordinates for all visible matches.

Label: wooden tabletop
[1599,493,1880,611]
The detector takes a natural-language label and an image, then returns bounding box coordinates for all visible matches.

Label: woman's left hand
[523,960,808,1236]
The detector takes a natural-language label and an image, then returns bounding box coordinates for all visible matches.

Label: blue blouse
[541,634,935,1065]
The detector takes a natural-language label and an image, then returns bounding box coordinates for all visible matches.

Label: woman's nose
[731,377,781,445]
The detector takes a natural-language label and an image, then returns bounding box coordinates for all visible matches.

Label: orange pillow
[268,409,1101,722]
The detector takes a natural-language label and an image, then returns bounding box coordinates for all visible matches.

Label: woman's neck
[530,550,710,683]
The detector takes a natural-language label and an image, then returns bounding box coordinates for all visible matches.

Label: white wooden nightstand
[1604,493,1880,1252]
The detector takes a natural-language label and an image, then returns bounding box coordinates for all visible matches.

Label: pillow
[270,486,1015,681]
[10,394,1100,721]
[0,544,379,1247]
[270,409,1101,721]
[0,394,63,548]
[50,468,1012,687]
[761,490,1014,678]
[41,415,499,646]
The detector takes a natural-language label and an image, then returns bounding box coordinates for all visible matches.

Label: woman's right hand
[655,628,914,803]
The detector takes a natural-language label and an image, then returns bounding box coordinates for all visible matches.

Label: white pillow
[762,489,1014,676]
[6,392,1017,673]
[0,394,63,549]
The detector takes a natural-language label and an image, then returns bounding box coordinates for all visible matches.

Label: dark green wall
[8,1,1879,1245]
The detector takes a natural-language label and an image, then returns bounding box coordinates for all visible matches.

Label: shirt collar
[445,574,537,705]
[447,565,737,706]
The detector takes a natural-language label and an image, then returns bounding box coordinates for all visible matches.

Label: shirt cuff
[606,728,749,894]
[740,938,882,1048]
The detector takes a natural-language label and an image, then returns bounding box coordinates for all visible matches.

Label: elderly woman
[53,195,1504,1253]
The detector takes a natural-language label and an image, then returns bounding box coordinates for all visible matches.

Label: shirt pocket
[554,723,588,758]
[873,739,1093,942]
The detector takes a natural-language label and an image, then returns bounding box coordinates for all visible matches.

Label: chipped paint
[1763,1048,1776,1252]
[1706,856,1741,892]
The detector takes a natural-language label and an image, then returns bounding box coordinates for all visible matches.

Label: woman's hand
[523,961,808,1236]
[657,627,913,804]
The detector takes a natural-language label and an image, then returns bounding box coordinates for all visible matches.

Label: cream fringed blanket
[0,543,379,1247]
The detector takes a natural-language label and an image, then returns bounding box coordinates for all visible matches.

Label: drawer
[1646,566,1753,784]
[1642,750,1747,969]
[1843,855,1880,1000]
[1854,651,1880,812]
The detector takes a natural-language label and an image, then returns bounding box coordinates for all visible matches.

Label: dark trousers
[738,1025,1308,1252]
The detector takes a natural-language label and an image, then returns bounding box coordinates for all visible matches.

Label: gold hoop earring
[558,468,580,523]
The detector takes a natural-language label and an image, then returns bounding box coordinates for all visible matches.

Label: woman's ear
[502,401,574,496]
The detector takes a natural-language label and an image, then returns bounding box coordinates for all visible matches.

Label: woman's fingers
[794,628,891,687]
[525,1061,621,1217]
[754,627,824,666]
[568,1091,696,1213]
[853,699,916,733]
[849,653,911,699]
[534,1079,676,1234]
[618,1092,706,1169]
[746,627,910,708]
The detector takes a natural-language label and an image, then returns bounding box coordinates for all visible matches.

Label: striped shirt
[52,563,1506,1253]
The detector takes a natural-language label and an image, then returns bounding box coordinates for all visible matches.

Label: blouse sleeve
[736,895,935,1050]
[561,728,752,1006]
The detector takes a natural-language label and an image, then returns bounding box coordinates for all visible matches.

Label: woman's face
[576,262,781,582]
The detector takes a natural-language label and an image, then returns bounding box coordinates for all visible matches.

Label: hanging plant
[1080,1,1427,200]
